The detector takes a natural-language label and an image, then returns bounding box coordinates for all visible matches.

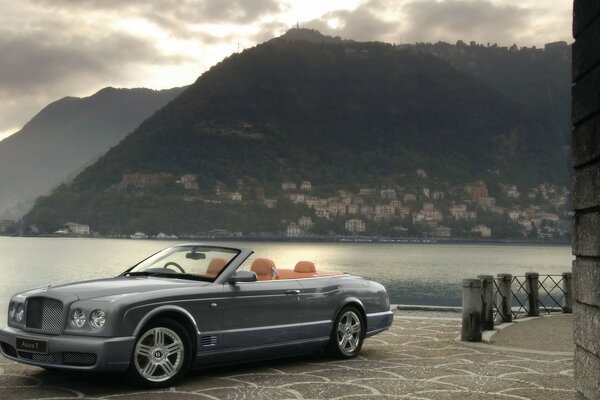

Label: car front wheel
[327,306,364,358]
[127,318,192,388]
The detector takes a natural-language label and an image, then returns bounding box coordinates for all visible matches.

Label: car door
[219,279,304,350]
[298,277,345,340]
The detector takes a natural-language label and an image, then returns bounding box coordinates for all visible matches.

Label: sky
[0,0,573,141]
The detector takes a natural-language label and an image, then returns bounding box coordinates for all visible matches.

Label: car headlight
[8,302,15,321]
[70,308,86,329]
[89,309,106,328]
[15,304,24,323]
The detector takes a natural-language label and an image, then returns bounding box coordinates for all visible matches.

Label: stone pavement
[0,313,574,399]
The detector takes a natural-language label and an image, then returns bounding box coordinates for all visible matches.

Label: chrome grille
[26,297,64,334]
[63,352,97,366]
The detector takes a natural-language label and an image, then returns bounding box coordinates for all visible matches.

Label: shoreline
[1,234,571,246]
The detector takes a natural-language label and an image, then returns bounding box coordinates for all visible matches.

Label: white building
[380,189,397,200]
[65,222,90,236]
[360,188,377,196]
[478,196,497,209]
[180,174,198,190]
[298,216,313,228]
[471,225,492,238]
[286,223,304,237]
[345,219,366,233]
[281,181,297,191]
[300,181,312,191]
[508,210,521,221]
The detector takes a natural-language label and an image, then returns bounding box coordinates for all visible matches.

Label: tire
[126,318,192,388]
[326,306,365,358]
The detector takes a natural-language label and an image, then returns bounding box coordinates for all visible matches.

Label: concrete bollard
[496,274,513,323]
[461,279,482,342]
[562,272,573,313]
[478,275,494,330]
[525,272,540,317]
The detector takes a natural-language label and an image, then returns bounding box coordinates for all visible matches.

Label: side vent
[200,335,218,347]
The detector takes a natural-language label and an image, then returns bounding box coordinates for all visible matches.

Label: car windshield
[123,245,239,281]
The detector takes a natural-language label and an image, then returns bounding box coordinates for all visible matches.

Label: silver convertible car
[0,244,393,387]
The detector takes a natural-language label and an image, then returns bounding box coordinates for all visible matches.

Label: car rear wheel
[327,306,364,358]
[127,318,192,388]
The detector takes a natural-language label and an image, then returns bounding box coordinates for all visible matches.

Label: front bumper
[0,326,135,372]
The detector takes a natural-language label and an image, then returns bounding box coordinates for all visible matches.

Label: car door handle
[285,289,301,295]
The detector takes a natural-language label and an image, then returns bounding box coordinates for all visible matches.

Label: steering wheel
[163,262,185,273]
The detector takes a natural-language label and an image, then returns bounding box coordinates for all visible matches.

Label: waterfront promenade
[0,312,574,399]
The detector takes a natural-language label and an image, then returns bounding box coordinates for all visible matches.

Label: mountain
[0,86,184,219]
[23,29,571,236]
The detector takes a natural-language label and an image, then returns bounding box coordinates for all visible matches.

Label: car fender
[334,296,367,330]
[129,305,200,337]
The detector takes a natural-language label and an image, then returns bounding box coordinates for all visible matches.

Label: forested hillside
[22,30,571,238]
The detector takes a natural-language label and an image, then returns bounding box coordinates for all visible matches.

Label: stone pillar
[461,279,482,342]
[563,272,573,313]
[496,274,512,323]
[478,275,494,330]
[573,2,600,398]
[525,272,540,317]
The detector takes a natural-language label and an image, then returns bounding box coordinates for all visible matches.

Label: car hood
[22,277,211,301]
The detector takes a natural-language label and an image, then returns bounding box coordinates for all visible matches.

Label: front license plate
[16,337,48,354]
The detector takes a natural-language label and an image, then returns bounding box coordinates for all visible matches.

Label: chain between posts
[493,274,568,320]
[463,271,571,341]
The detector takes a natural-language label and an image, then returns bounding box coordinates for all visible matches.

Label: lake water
[0,237,573,323]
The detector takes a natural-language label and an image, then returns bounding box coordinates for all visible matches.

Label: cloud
[303,3,397,42]
[0,0,573,137]
[28,0,287,36]
[0,31,185,97]
[400,0,530,44]
[301,0,570,46]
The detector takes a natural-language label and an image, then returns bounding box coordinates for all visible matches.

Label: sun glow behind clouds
[0,129,18,142]
[0,0,574,138]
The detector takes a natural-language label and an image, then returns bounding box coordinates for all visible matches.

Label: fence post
[461,279,482,342]
[478,275,494,330]
[562,272,573,313]
[496,274,513,322]
[525,272,540,317]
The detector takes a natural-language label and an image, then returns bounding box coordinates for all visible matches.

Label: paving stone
[434,375,539,393]
[200,386,300,400]
[285,382,377,398]
[497,372,574,390]
[502,387,576,400]
[0,316,574,399]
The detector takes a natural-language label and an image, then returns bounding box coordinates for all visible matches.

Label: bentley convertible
[0,244,393,387]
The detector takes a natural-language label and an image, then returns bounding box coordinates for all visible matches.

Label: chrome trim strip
[196,336,330,356]
[130,305,202,336]
[202,319,332,335]
[235,274,350,283]
[366,311,394,317]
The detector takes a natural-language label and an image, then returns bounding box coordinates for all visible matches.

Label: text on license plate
[16,337,48,354]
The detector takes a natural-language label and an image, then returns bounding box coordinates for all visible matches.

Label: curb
[393,304,462,312]
[455,315,574,356]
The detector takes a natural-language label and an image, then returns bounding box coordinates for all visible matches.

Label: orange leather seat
[250,258,278,280]
[207,257,228,276]
[294,261,317,273]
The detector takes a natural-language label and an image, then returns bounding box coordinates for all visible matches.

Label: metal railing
[461,271,573,342]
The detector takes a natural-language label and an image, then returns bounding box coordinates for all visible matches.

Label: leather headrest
[294,261,316,273]
[207,258,228,275]
[250,258,276,276]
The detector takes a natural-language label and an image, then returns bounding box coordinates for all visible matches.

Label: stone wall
[573,1,600,399]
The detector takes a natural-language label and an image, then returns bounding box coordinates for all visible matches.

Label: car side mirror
[228,271,257,284]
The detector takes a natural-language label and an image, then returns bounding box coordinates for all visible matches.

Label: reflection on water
[0,237,573,322]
